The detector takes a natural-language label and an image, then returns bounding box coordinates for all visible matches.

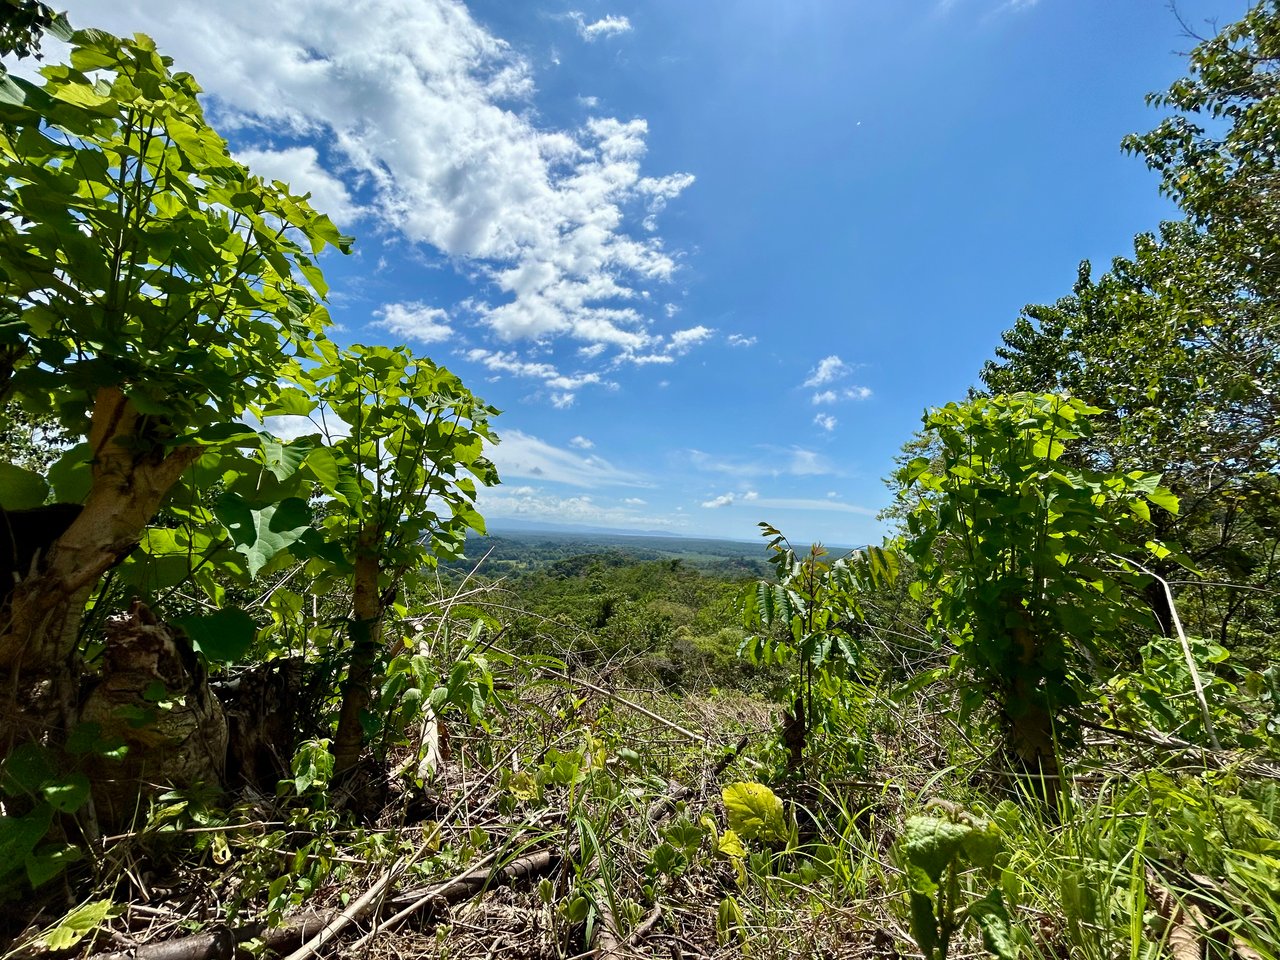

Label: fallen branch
[280,860,403,960]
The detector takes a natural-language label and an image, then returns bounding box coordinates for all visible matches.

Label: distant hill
[453,524,867,579]
[484,517,707,540]
[450,526,769,577]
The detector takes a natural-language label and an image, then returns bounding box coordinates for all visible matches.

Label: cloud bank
[63,0,695,392]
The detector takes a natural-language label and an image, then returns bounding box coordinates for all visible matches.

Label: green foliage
[1098,634,1256,747]
[722,782,789,844]
[0,0,70,64]
[297,340,498,572]
[174,607,257,665]
[898,393,1177,772]
[739,523,898,767]
[0,29,348,431]
[0,733,120,898]
[1124,0,1280,294]
[32,899,117,952]
[899,805,1015,960]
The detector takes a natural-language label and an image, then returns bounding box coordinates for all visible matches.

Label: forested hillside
[0,3,1278,960]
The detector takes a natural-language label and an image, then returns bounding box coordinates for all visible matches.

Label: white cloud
[62,0,693,371]
[788,448,832,475]
[465,348,609,404]
[701,489,758,509]
[375,301,455,343]
[803,355,850,388]
[623,497,647,506]
[569,12,633,41]
[813,384,872,405]
[479,487,677,530]
[569,435,594,449]
[260,408,351,442]
[234,145,361,226]
[667,325,714,354]
[488,429,643,487]
[814,413,837,431]
[727,333,757,347]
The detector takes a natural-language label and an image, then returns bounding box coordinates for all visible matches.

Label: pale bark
[1,387,201,748]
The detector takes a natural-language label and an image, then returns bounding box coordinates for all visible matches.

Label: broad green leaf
[717,829,747,859]
[175,607,257,664]
[908,886,940,958]
[25,844,82,887]
[970,889,1018,960]
[47,443,92,503]
[259,436,313,481]
[0,807,52,869]
[37,899,116,950]
[0,462,50,509]
[304,446,340,490]
[1146,487,1179,514]
[213,493,312,578]
[902,815,971,882]
[722,782,788,843]
[41,773,90,813]
[263,387,316,417]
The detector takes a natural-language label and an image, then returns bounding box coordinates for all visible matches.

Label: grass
[4,620,1278,960]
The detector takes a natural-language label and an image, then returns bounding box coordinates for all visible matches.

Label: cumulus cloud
[466,347,608,406]
[569,12,633,41]
[701,489,759,509]
[234,145,361,226]
[478,487,676,530]
[569,435,594,449]
[814,413,837,431]
[375,301,455,343]
[813,385,873,404]
[62,0,693,384]
[488,429,643,487]
[803,355,850,388]
[667,325,714,354]
[727,333,757,347]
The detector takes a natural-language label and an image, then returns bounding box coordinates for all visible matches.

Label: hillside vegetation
[0,4,1278,960]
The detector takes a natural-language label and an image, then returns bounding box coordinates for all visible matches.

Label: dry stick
[1117,556,1222,751]
[568,905,664,960]
[519,656,706,744]
[87,769,709,960]
[280,860,405,960]
[347,850,500,950]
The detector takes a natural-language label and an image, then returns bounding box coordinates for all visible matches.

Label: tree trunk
[1005,698,1061,812]
[1007,614,1062,811]
[331,551,384,777]
[0,387,200,751]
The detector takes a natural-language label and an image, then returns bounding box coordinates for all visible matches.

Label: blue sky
[53,0,1233,545]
